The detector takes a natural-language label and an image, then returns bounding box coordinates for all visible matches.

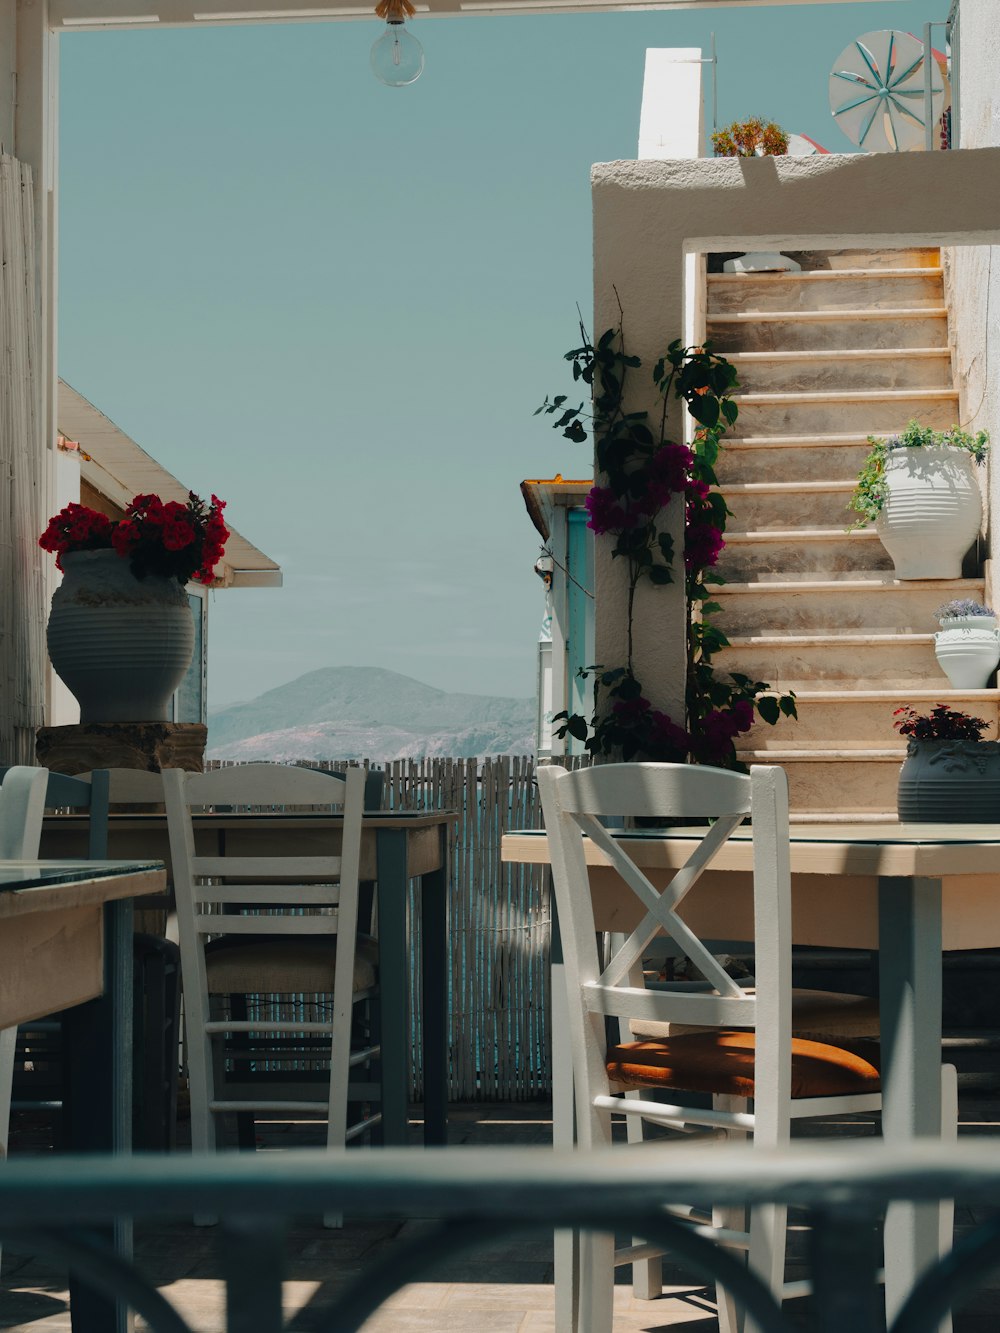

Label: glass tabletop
[0,859,164,893]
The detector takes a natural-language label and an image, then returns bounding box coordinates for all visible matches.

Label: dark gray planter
[897,738,1000,823]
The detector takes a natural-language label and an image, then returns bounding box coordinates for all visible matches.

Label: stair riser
[717,444,871,485]
[719,641,943,692]
[717,536,892,581]
[715,585,983,635]
[788,249,940,270]
[739,759,902,814]
[724,491,857,530]
[730,355,953,394]
[707,316,948,354]
[709,274,945,316]
[745,700,1000,749]
[732,397,959,437]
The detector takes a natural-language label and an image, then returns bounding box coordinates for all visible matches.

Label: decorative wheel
[829,29,947,153]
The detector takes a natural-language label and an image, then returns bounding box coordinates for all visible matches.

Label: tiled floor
[3,1100,1000,1332]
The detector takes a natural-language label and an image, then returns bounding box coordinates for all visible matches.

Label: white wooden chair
[163,763,378,1204]
[536,760,956,1333]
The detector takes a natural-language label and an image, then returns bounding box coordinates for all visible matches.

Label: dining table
[501,819,1000,1325]
[0,857,167,1333]
[40,808,455,1146]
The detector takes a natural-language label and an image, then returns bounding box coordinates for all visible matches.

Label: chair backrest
[0,767,50,859]
[163,762,366,945]
[536,761,792,1098]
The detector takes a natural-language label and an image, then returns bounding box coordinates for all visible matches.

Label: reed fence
[304,755,574,1102]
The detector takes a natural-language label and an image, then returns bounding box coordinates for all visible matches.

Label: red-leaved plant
[40,491,229,585]
[892,705,990,742]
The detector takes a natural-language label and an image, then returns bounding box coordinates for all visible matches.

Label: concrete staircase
[707,248,998,820]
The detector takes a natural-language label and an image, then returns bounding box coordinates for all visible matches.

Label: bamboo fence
[305,755,568,1102]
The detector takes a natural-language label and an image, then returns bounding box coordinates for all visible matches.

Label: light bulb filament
[393,33,401,65]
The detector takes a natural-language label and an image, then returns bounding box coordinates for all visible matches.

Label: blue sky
[57,0,947,708]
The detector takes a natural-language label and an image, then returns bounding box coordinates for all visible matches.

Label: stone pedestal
[35,722,207,776]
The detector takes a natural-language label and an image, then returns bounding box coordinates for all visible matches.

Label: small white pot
[875,446,983,580]
[934,616,1000,689]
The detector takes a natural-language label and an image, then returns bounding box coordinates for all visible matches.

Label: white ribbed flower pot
[47,549,195,722]
[898,738,1000,822]
[934,615,1000,689]
[875,446,983,580]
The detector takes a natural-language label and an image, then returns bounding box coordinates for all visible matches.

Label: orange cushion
[606,1031,881,1100]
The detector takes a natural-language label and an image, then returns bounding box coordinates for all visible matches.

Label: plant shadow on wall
[535,310,796,770]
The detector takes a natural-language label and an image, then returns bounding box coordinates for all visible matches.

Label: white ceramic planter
[898,738,1000,822]
[875,446,983,580]
[47,549,195,722]
[934,615,1000,689]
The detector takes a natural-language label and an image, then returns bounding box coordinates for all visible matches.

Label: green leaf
[779,695,798,718]
[566,714,590,741]
[648,566,673,585]
[756,696,781,725]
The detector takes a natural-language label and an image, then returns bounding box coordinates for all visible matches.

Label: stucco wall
[592,148,1000,720]
[943,0,1000,607]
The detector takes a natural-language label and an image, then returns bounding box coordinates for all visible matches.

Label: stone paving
[2,1099,1000,1332]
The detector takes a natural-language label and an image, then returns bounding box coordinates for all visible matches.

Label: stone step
[744,689,1000,750]
[720,482,858,530]
[732,751,903,814]
[716,434,872,485]
[707,270,945,315]
[731,387,959,437]
[713,577,985,635]
[727,348,953,394]
[717,529,891,581]
[707,309,948,354]
[789,247,940,271]
[720,632,943,691]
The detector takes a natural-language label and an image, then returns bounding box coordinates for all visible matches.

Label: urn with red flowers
[39,492,229,723]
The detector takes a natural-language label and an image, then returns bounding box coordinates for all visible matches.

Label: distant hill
[207,666,536,762]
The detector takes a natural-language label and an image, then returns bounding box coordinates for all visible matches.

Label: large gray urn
[47,549,195,722]
[897,738,1000,823]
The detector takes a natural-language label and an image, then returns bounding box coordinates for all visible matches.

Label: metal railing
[2,1140,1000,1333]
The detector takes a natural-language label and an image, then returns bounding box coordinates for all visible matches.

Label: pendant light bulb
[371,19,424,87]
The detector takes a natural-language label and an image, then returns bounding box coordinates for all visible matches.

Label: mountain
[207,666,536,762]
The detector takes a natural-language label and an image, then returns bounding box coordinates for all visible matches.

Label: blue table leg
[376,829,410,1146]
[64,897,135,1333]
[878,874,943,1323]
[420,823,449,1145]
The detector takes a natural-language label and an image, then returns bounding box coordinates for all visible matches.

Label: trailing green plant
[535,314,796,769]
[711,117,788,157]
[848,420,990,529]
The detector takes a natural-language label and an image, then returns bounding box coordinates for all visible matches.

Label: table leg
[376,829,410,1147]
[420,830,449,1145]
[63,898,135,1333]
[878,874,943,1323]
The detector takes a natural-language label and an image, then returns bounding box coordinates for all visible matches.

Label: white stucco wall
[592,148,1000,721]
[943,0,1000,608]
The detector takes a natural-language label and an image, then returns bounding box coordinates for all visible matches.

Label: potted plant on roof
[932,599,1000,690]
[39,492,229,723]
[848,420,989,580]
[894,704,1000,823]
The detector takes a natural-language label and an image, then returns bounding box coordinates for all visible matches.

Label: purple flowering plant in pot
[893,705,1000,823]
[534,310,796,770]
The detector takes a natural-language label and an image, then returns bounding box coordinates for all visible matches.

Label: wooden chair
[536,760,956,1333]
[163,763,379,1209]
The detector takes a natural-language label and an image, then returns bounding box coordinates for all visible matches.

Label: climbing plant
[535,312,796,769]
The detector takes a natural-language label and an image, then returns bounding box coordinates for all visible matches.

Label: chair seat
[205,934,378,995]
[607,1031,881,1100]
[630,987,881,1041]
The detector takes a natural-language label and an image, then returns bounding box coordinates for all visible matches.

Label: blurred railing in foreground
[2,1140,1000,1333]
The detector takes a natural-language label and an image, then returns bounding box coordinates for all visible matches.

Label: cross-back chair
[163,763,379,1200]
[537,760,956,1333]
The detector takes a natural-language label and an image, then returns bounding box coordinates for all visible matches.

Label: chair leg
[0,1025,15,1159]
[745,1202,787,1333]
[938,1063,958,1333]
[622,1089,662,1300]
[578,1229,615,1333]
[712,1094,748,1333]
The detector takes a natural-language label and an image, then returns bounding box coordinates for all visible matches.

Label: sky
[57,0,948,709]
